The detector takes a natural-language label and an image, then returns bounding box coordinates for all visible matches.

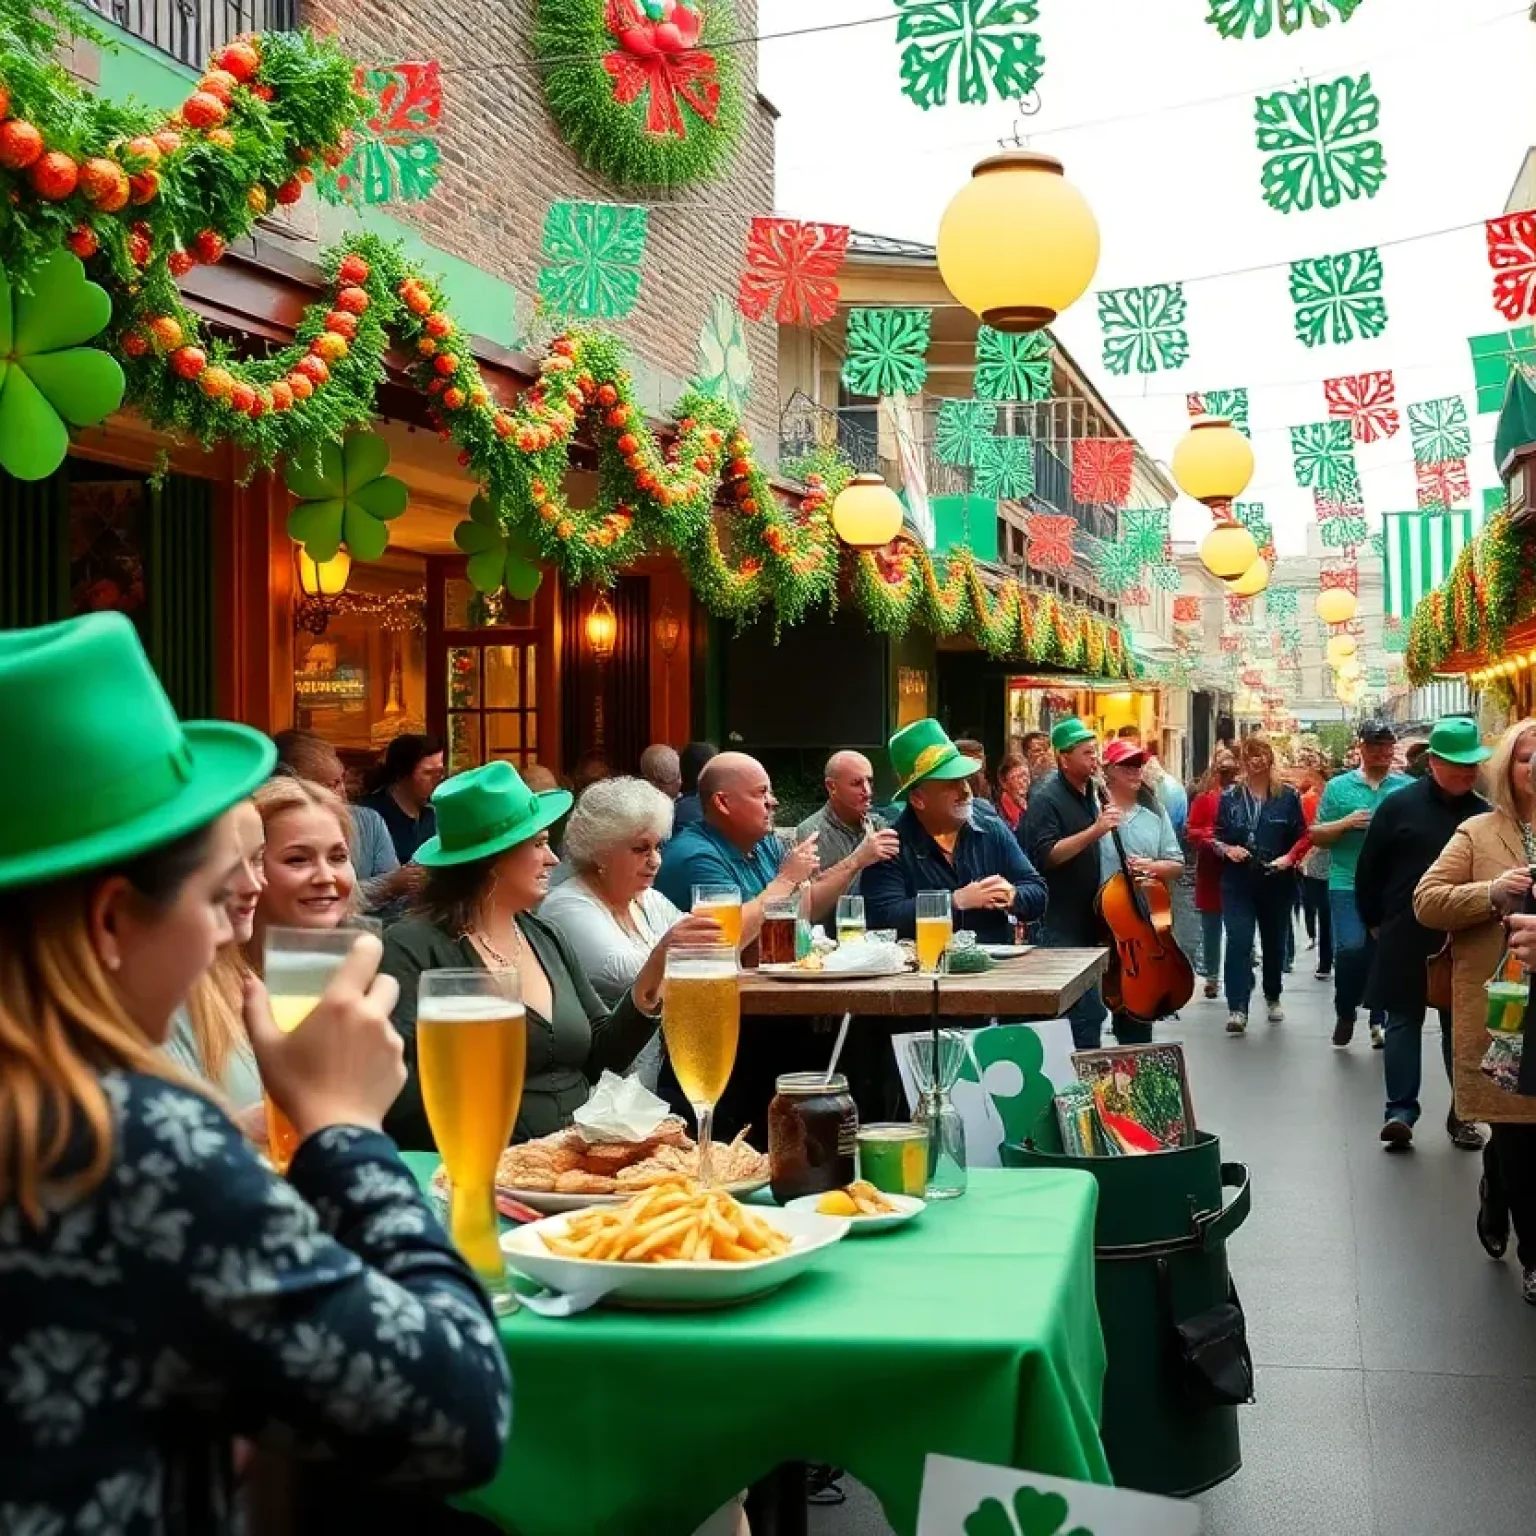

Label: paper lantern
[831,472,904,550]
[1315,587,1358,625]
[1326,634,1357,665]
[1200,521,1259,581]
[937,151,1100,332]
[1173,416,1255,506]
[1227,557,1270,597]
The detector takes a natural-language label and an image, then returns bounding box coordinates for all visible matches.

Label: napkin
[821,940,905,975]
[571,1070,671,1143]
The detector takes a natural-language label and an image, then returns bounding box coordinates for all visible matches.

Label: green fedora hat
[0,612,275,891]
[1426,715,1490,766]
[415,759,573,867]
[1050,717,1096,753]
[889,718,976,801]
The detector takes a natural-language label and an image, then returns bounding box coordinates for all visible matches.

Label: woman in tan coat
[1414,718,1536,1302]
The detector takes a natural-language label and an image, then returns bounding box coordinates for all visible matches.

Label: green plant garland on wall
[1406,511,1527,683]
[533,0,744,187]
[0,1,1134,677]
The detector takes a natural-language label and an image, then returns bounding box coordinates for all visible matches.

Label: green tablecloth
[403,1158,1108,1535]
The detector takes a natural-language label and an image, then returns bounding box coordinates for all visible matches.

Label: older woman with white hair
[539,774,688,1088]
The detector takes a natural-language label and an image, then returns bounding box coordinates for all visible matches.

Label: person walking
[1297,762,1334,981]
[1309,721,1412,1049]
[1186,747,1238,999]
[1415,719,1536,1302]
[1213,734,1308,1035]
[1356,717,1489,1151]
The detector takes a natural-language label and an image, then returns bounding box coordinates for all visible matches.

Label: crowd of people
[14,610,1536,1534]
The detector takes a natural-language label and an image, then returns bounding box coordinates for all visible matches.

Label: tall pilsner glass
[661,945,740,1187]
[418,967,526,1314]
[262,918,380,1175]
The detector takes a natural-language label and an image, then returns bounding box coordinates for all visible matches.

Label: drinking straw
[822,1012,853,1085]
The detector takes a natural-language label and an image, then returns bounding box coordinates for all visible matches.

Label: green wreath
[534,0,743,187]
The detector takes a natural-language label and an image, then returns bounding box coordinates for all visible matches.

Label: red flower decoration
[603,0,719,139]
[1324,369,1399,445]
[1025,514,1076,573]
[1487,212,1536,322]
[737,218,849,327]
[1070,438,1135,506]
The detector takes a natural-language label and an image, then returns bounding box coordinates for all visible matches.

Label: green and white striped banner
[1381,508,1492,621]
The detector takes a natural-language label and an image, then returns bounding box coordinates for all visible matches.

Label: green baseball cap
[1426,715,1490,766]
[0,612,275,891]
[1050,717,1097,753]
[888,718,976,801]
[415,759,573,867]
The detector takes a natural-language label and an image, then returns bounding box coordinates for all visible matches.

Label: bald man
[796,749,896,881]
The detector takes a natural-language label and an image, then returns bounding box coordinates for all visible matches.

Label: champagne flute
[661,944,740,1187]
[418,967,527,1315]
[261,918,380,1175]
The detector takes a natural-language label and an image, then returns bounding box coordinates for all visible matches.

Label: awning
[1381,506,1493,620]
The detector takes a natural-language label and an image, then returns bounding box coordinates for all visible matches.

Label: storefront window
[447,641,539,774]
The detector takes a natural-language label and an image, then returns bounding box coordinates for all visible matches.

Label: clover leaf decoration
[284,430,409,562]
[0,251,125,481]
[964,1486,1092,1536]
[453,495,545,598]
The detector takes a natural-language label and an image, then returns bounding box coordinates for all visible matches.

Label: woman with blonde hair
[1212,733,1309,1034]
[251,774,359,939]
[0,614,509,1530]
[1415,717,1536,1300]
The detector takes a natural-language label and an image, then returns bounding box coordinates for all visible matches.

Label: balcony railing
[82,0,297,72]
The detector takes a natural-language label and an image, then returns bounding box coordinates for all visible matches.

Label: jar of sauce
[768,1072,857,1202]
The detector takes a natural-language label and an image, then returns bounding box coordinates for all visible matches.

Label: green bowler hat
[415,759,573,867]
[0,612,275,891]
[1050,716,1097,753]
[1426,715,1490,766]
[889,717,976,801]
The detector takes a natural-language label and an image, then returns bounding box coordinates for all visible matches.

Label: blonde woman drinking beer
[381,760,721,1151]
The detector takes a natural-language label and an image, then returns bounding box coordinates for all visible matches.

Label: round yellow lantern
[1338,657,1363,681]
[1227,557,1270,597]
[1326,634,1357,666]
[1315,586,1358,625]
[1172,417,1255,506]
[830,472,904,550]
[1199,520,1259,581]
[936,151,1100,332]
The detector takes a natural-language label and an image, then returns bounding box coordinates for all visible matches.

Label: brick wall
[302,0,779,441]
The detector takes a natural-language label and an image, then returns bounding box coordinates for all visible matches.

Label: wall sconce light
[293,545,352,635]
[585,592,618,663]
[654,600,682,659]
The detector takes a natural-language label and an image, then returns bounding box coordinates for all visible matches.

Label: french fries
[538,1180,793,1265]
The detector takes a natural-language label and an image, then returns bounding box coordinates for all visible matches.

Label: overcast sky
[760,0,1536,553]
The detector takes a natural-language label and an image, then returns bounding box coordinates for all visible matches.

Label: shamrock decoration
[966,1026,1050,1157]
[454,496,545,598]
[692,293,753,410]
[284,431,409,562]
[1254,74,1386,215]
[0,251,125,481]
[963,1485,1091,1536]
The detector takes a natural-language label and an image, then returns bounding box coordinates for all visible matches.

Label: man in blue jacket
[863,718,1048,946]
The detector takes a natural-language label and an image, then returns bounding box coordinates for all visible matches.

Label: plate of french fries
[786,1181,925,1233]
[500,1179,849,1309]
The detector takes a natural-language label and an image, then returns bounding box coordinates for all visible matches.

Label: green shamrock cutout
[453,495,545,598]
[970,1025,1052,1156]
[0,251,125,481]
[284,430,409,562]
[964,1486,1092,1536]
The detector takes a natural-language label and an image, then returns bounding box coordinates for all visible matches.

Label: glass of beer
[758,895,799,967]
[261,919,380,1175]
[418,966,527,1314]
[836,894,867,947]
[692,883,743,952]
[915,890,953,976]
[661,944,740,1186]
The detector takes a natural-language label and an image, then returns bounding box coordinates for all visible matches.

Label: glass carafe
[906,1030,967,1199]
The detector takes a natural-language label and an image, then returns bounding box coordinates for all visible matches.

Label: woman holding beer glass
[1415,718,1536,1300]
[381,760,722,1151]
[0,614,510,1530]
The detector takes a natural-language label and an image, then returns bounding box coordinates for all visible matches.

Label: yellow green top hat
[889,718,976,801]
[0,612,275,891]
[415,759,574,867]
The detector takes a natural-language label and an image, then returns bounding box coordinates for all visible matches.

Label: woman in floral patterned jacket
[0,613,512,1534]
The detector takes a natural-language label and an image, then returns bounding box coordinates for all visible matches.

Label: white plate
[757,963,902,982]
[784,1192,925,1233]
[498,1177,768,1215]
[501,1205,849,1309]
[980,943,1033,959]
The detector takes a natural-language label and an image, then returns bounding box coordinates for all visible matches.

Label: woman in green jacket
[381,760,720,1149]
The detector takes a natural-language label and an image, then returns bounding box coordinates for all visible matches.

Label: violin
[1092,777,1196,1024]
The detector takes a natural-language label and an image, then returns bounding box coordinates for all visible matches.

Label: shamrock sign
[454,496,545,598]
[0,251,125,481]
[284,431,409,562]
[965,1486,1090,1536]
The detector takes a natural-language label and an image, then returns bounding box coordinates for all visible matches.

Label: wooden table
[737,947,1109,1019]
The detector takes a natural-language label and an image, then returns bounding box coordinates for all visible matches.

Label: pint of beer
[691,883,743,951]
[915,890,953,976]
[662,944,740,1185]
[418,967,526,1312]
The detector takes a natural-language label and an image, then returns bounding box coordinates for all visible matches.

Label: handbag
[1426,938,1454,1013]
